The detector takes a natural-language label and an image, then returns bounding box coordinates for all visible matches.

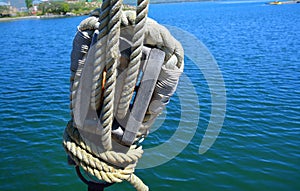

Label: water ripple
[1,2,300,191]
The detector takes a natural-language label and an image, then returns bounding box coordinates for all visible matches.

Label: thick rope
[90,0,113,112]
[116,0,150,119]
[66,121,143,167]
[90,0,111,111]
[65,4,184,190]
[63,121,149,190]
[99,0,123,151]
[98,0,111,40]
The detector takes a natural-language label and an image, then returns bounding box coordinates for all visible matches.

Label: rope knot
[63,1,184,191]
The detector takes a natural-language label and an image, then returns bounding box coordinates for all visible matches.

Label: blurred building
[0,1,18,17]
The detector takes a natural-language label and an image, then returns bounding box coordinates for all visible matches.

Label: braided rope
[117,0,150,119]
[66,121,143,167]
[63,122,149,190]
[64,130,132,183]
[65,2,184,190]
[90,0,111,111]
[99,0,123,150]
[98,0,111,39]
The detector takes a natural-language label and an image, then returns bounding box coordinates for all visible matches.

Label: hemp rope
[116,0,150,119]
[99,0,123,151]
[90,0,111,111]
[64,2,184,190]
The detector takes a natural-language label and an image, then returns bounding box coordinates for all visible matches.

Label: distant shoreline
[0,15,74,22]
[6,0,294,23]
[0,0,213,22]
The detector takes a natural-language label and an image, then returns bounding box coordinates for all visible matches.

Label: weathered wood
[121,48,165,146]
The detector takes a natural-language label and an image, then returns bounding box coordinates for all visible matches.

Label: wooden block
[121,48,165,146]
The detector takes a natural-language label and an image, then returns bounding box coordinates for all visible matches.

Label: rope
[66,121,143,168]
[116,0,150,119]
[99,0,123,151]
[63,122,147,188]
[90,0,111,111]
[64,2,184,190]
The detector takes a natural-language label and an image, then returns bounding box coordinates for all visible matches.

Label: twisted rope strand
[63,122,149,190]
[100,0,123,150]
[91,0,111,111]
[66,121,143,167]
[98,0,111,40]
[117,0,150,119]
[65,0,184,189]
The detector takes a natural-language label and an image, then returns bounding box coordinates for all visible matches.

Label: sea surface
[0,1,299,191]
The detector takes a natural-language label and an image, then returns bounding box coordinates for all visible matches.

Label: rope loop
[64,1,184,190]
[75,166,115,191]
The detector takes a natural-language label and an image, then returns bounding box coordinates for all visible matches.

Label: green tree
[0,5,10,17]
[38,2,48,15]
[25,0,33,9]
[60,2,70,14]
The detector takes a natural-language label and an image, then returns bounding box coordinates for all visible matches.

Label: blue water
[1,1,300,191]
